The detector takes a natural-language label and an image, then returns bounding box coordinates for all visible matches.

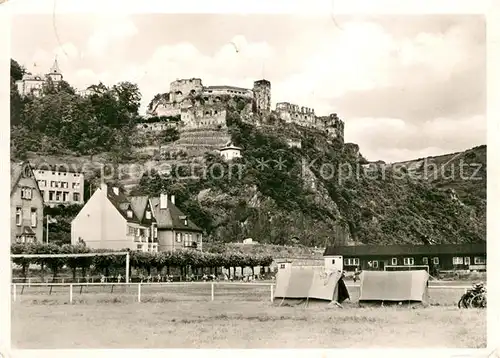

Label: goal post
[384,265,429,273]
[10,251,131,283]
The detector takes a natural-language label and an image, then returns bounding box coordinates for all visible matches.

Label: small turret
[47,57,63,83]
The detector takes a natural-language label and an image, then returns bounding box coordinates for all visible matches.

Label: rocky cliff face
[133,117,486,247]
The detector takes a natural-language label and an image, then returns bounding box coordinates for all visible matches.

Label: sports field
[11,283,486,349]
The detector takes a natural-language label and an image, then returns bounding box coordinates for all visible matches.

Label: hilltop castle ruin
[142,77,344,142]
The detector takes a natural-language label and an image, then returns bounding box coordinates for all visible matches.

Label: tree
[10,59,25,81]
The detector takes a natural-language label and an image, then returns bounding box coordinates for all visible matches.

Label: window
[38,180,46,187]
[391,258,398,265]
[73,193,80,202]
[137,244,143,251]
[453,257,464,265]
[464,257,471,265]
[343,258,359,266]
[403,257,414,266]
[72,182,80,189]
[422,257,428,265]
[49,191,55,201]
[331,259,335,264]
[433,257,439,265]
[31,209,37,227]
[474,256,486,265]
[16,207,22,226]
[55,191,61,201]
[372,261,379,268]
[63,192,69,201]
[40,190,44,199]
[127,226,135,235]
[61,182,68,189]
[176,233,182,242]
[51,181,56,188]
[127,210,133,218]
[280,264,286,269]
[153,227,158,238]
[21,187,32,199]
[145,210,151,219]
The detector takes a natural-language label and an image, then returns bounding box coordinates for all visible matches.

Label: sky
[10,14,486,163]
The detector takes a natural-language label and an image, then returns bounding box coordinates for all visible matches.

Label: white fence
[11,281,468,305]
[11,281,275,304]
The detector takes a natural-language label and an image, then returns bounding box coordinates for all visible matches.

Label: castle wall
[276,102,316,127]
[181,106,227,130]
[202,86,253,99]
[170,78,203,103]
[136,122,177,133]
[155,102,182,117]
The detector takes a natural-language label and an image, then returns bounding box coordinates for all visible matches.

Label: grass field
[11,283,486,349]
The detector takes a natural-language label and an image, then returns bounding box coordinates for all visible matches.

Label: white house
[32,165,84,206]
[71,183,203,252]
[219,141,242,161]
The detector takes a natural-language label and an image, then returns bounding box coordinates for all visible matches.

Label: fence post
[69,284,73,304]
[62,278,65,284]
[28,278,31,287]
[13,284,16,302]
[270,284,274,302]
[138,283,141,303]
[211,282,214,301]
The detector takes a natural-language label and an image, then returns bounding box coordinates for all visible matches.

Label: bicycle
[458,282,486,309]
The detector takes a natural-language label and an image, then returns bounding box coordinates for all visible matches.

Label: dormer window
[127,209,133,218]
[145,210,151,219]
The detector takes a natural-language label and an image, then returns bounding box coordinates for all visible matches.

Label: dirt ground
[11,284,486,349]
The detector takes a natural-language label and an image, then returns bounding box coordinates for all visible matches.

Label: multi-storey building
[71,183,203,252]
[16,58,63,97]
[10,161,44,243]
[32,166,85,207]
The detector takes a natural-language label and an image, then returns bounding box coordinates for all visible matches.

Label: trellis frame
[11,251,131,283]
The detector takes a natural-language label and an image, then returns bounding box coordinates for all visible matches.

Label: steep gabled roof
[11,160,42,197]
[149,197,202,232]
[49,57,61,74]
[129,196,152,222]
[10,161,24,193]
[105,186,141,224]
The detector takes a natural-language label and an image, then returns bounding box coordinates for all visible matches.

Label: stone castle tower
[252,79,271,116]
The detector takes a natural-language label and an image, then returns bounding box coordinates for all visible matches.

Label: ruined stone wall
[275,102,316,127]
[170,78,204,103]
[154,102,182,117]
[323,113,345,143]
[135,121,177,133]
[180,105,227,130]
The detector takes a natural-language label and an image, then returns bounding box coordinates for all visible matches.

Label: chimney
[112,187,119,195]
[160,193,168,209]
[170,195,175,205]
[100,182,108,192]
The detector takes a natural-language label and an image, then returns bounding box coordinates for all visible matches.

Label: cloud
[86,15,138,56]
[10,14,485,162]
[346,115,486,162]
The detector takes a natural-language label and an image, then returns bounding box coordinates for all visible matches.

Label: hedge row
[11,243,274,280]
